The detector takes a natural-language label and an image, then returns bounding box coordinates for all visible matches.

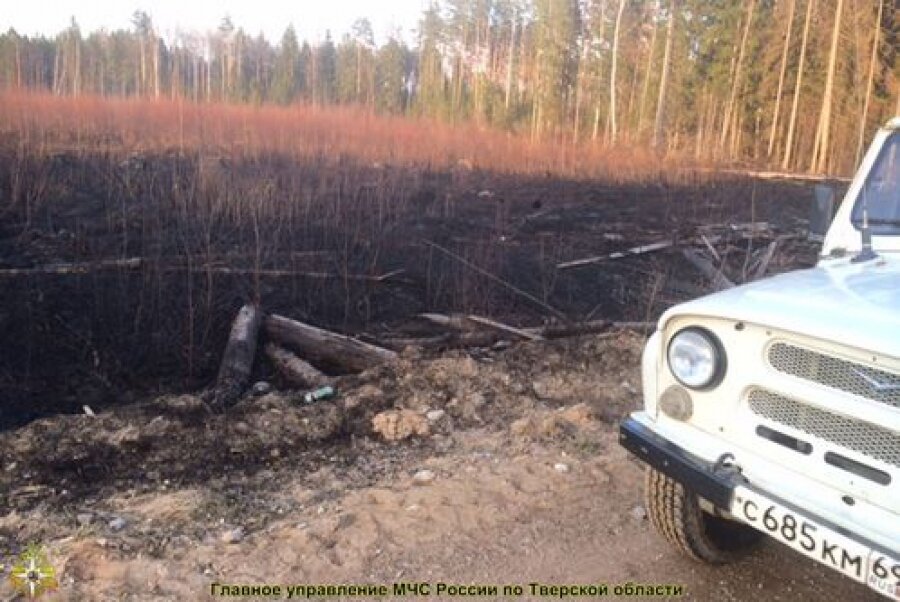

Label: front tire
[645,467,761,564]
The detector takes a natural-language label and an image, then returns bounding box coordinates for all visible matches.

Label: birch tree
[767,0,796,159]
[720,0,756,156]
[856,0,884,164]
[810,0,845,173]
[609,0,627,143]
[653,0,676,149]
[783,0,815,170]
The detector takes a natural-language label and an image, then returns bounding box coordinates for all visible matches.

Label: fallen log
[418,313,536,339]
[163,266,408,283]
[418,313,474,331]
[752,237,787,280]
[607,321,656,331]
[0,257,142,276]
[688,167,852,183]
[532,320,655,337]
[376,334,454,351]
[264,343,331,388]
[557,240,674,270]
[467,315,544,341]
[699,234,722,263]
[526,319,612,338]
[416,313,654,342]
[265,314,397,373]
[424,240,571,323]
[214,303,263,407]
[681,249,735,290]
[381,332,502,350]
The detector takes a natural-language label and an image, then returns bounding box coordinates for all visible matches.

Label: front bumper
[620,416,900,599]
[618,416,742,509]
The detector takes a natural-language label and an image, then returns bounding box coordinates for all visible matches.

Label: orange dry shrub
[0,92,691,183]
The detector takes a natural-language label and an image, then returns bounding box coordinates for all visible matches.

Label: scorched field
[0,93,871,602]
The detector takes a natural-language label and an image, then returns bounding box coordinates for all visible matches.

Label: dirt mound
[0,331,642,520]
[0,331,874,602]
[509,402,595,439]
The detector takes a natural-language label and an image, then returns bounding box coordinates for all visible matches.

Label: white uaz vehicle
[620,117,900,599]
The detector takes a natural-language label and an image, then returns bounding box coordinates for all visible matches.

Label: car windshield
[852,130,900,236]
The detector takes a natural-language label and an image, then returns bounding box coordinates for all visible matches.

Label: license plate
[732,486,900,600]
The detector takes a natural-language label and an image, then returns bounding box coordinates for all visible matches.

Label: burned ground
[0,332,876,601]
[0,145,834,427]
[0,144,873,601]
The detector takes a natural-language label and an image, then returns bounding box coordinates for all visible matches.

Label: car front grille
[747,388,900,469]
[768,342,900,410]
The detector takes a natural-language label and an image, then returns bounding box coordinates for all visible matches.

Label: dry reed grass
[0,92,694,183]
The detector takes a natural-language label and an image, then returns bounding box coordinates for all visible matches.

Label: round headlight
[667,327,725,389]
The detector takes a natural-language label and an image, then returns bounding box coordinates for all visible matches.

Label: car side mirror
[809,185,836,241]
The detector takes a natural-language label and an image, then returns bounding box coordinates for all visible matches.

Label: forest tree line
[0,1,898,175]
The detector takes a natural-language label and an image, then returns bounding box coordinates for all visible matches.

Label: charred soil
[0,333,876,601]
[0,146,832,427]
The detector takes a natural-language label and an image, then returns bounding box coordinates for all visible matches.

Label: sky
[0,0,428,44]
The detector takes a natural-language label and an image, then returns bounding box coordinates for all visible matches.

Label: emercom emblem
[9,544,58,599]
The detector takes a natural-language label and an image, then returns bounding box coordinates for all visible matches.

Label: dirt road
[0,333,880,601]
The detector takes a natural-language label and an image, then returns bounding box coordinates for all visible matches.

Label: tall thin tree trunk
[59,46,69,95]
[573,19,590,143]
[653,0,676,150]
[610,0,627,144]
[14,38,22,88]
[171,51,178,99]
[768,0,796,159]
[783,0,815,170]
[193,56,199,102]
[139,37,146,96]
[591,0,610,141]
[153,35,160,99]
[695,89,707,158]
[518,14,528,102]
[811,0,844,173]
[638,2,659,136]
[856,0,883,165]
[505,15,518,110]
[356,45,362,100]
[74,36,81,97]
[720,0,756,152]
[221,46,227,100]
[626,55,640,129]
[53,46,60,95]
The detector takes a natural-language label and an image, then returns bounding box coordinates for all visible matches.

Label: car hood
[660,255,900,358]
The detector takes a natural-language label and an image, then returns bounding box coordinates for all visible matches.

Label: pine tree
[376,36,409,114]
[416,4,448,117]
[533,0,580,137]
[316,32,337,105]
[272,25,300,104]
